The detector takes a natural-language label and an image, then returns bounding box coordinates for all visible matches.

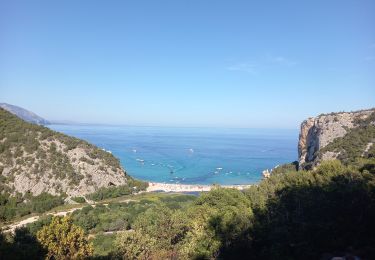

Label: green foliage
[250,161,375,259]
[114,160,375,259]
[86,186,132,201]
[115,230,156,260]
[179,204,221,259]
[36,216,93,259]
[90,233,117,257]
[71,196,86,203]
[112,188,253,259]
[4,159,374,260]
[0,192,64,222]
[27,215,53,235]
[134,206,189,250]
[86,179,148,201]
[187,188,253,258]
[71,194,196,235]
[271,161,298,175]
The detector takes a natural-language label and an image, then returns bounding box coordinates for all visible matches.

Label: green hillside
[1,108,375,259]
[0,108,147,222]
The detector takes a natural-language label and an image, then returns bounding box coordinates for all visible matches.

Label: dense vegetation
[72,194,195,234]
[0,179,149,224]
[269,161,298,175]
[37,216,93,259]
[244,159,375,259]
[2,158,374,259]
[0,193,197,258]
[0,192,65,222]
[87,179,148,201]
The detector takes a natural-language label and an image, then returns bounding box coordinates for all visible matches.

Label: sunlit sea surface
[48,125,298,185]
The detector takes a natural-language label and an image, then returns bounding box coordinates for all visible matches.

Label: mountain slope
[298,108,375,169]
[0,108,134,197]
[0,103,50,125]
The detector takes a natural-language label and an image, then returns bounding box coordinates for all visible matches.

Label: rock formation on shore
[298,108,375,169]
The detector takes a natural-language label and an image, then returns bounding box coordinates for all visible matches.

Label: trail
[2,184,250,233]
[2,206,86,233]
[2,199,137,233]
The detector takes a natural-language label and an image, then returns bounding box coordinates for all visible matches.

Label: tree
[36,216,93,259]
[134,206,189,248]
[179,205,221,259]
[115,230,156,260]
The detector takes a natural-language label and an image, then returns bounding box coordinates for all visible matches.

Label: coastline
[146,182,252,192]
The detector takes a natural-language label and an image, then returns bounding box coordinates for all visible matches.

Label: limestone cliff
[0,108,132,197]
[298,108,375,169]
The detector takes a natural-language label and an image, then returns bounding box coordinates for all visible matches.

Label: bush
[87,180,148,201]
[71,196,86,203]
[0,192,64,222]
[37,216,93,259]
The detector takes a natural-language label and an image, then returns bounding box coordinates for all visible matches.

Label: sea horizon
[48,121,299,131]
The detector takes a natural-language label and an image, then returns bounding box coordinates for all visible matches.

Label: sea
[48,125,298,185]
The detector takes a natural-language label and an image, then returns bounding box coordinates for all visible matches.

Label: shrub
[37,216,93,259]
[71,196,86,203]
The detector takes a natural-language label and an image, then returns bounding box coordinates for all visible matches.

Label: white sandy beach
[146,182,252,192]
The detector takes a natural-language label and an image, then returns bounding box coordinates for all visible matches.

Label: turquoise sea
[48,125,298,185]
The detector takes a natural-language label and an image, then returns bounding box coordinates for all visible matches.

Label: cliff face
[0,108,129,197]
[298,109,375,169]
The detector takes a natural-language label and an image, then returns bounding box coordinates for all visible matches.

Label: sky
[0,0,374,128]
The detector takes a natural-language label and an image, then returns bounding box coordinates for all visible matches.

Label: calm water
[48,125,298,185]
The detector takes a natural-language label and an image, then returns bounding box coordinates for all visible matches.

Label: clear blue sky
[1,0,374,128]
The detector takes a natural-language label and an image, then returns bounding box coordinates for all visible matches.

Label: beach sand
[146,182,252,192]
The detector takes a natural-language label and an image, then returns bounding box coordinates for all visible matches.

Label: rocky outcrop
[298,109,375,169]
[0,108,131,197]
[6,138,128,196]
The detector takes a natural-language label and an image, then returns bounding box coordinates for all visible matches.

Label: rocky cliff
[0,108,132,197]
[298,108,375,169]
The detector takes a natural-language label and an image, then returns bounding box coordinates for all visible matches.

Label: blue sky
[1,0,374,128]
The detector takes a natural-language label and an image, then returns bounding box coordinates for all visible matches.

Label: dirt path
[2,199,137,233]
[2,206,86,233]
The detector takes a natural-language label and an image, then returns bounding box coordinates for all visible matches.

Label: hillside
[0,103,50,125]
[1,108,375,260]
[298,108,375,169]
[0,108,138,197]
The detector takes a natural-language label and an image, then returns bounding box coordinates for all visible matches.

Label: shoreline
[146,182,252,192]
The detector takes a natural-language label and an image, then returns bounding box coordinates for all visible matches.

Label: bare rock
[298,109,375,169]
